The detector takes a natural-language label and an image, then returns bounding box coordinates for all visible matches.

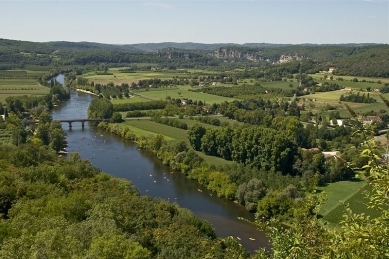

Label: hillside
[0,38,388,77]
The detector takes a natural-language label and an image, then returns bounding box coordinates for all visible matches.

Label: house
[322,151,338,158]
[330,119,344,127]
[328,67,335,73]
[360,116,382,125]
[322,151,345,162]
[181,98,188,105]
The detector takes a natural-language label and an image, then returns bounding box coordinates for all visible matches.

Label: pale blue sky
[0,0,388,44]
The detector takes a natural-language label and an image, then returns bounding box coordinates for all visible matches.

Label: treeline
[131,78,185,89]
[188,124,296,174]
[208,99,302,126]
[314,82,344,92]
[192,85,295,98]
[340,92,377,103]
[192,116,222,126]
[113,100,167,112]
[5,85,70,113]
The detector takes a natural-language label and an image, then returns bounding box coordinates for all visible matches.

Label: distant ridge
[128,42,237,52]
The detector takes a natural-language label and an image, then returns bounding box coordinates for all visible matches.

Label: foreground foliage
[254,123,389,258]
[0,143,248,258]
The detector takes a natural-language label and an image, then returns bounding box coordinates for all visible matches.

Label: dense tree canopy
[87,98,113,119]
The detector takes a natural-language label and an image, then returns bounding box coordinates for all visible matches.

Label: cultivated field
[83,69,191,85]
[110,86,237,105]
[0,70,50,103]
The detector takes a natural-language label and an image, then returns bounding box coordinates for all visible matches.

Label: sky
[0,0,388,45]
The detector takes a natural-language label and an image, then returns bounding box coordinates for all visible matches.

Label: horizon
[2,38,387,46]
[1,0,388,45]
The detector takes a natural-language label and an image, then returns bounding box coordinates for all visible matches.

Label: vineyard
[0,70,45,80]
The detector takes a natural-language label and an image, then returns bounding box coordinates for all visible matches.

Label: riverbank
[75,88,99,96]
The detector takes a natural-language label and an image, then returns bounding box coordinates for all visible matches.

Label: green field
[120,119,234,166]
[135,86,236,103]
[83,69,191,85]
[317,179,381,226]
[110,85,237,105]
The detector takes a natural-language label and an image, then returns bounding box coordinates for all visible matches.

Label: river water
[51,74,269,252]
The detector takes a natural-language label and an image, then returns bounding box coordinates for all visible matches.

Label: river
[51,74,269,252]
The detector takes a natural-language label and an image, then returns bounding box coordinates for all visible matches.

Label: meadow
[318,180,383,227]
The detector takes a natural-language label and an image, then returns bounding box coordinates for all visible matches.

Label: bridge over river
[26,118,107,128]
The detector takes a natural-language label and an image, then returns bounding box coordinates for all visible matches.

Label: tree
[187,124,206,151]
[88,98,113,119]
[111,112,123,123]
[11,127,27,146]
[38,111,52,124]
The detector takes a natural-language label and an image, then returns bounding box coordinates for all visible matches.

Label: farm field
[301,90,389,118]
[121,119,234,166]
[0,80,50,103]
[0,70,50,102]
[83,69,191,85]
[110,85,237,105]
[136,86,236,103]
[317,179,379,226]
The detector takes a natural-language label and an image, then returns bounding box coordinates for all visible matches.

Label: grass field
[83,69,191,85]
[110,85,237,105]
[120,119,234,166]
[316,179,382,226]
[135,86,236,103]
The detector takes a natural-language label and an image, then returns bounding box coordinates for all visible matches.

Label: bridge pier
[68,122,72,128]
[81,122,85,129]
